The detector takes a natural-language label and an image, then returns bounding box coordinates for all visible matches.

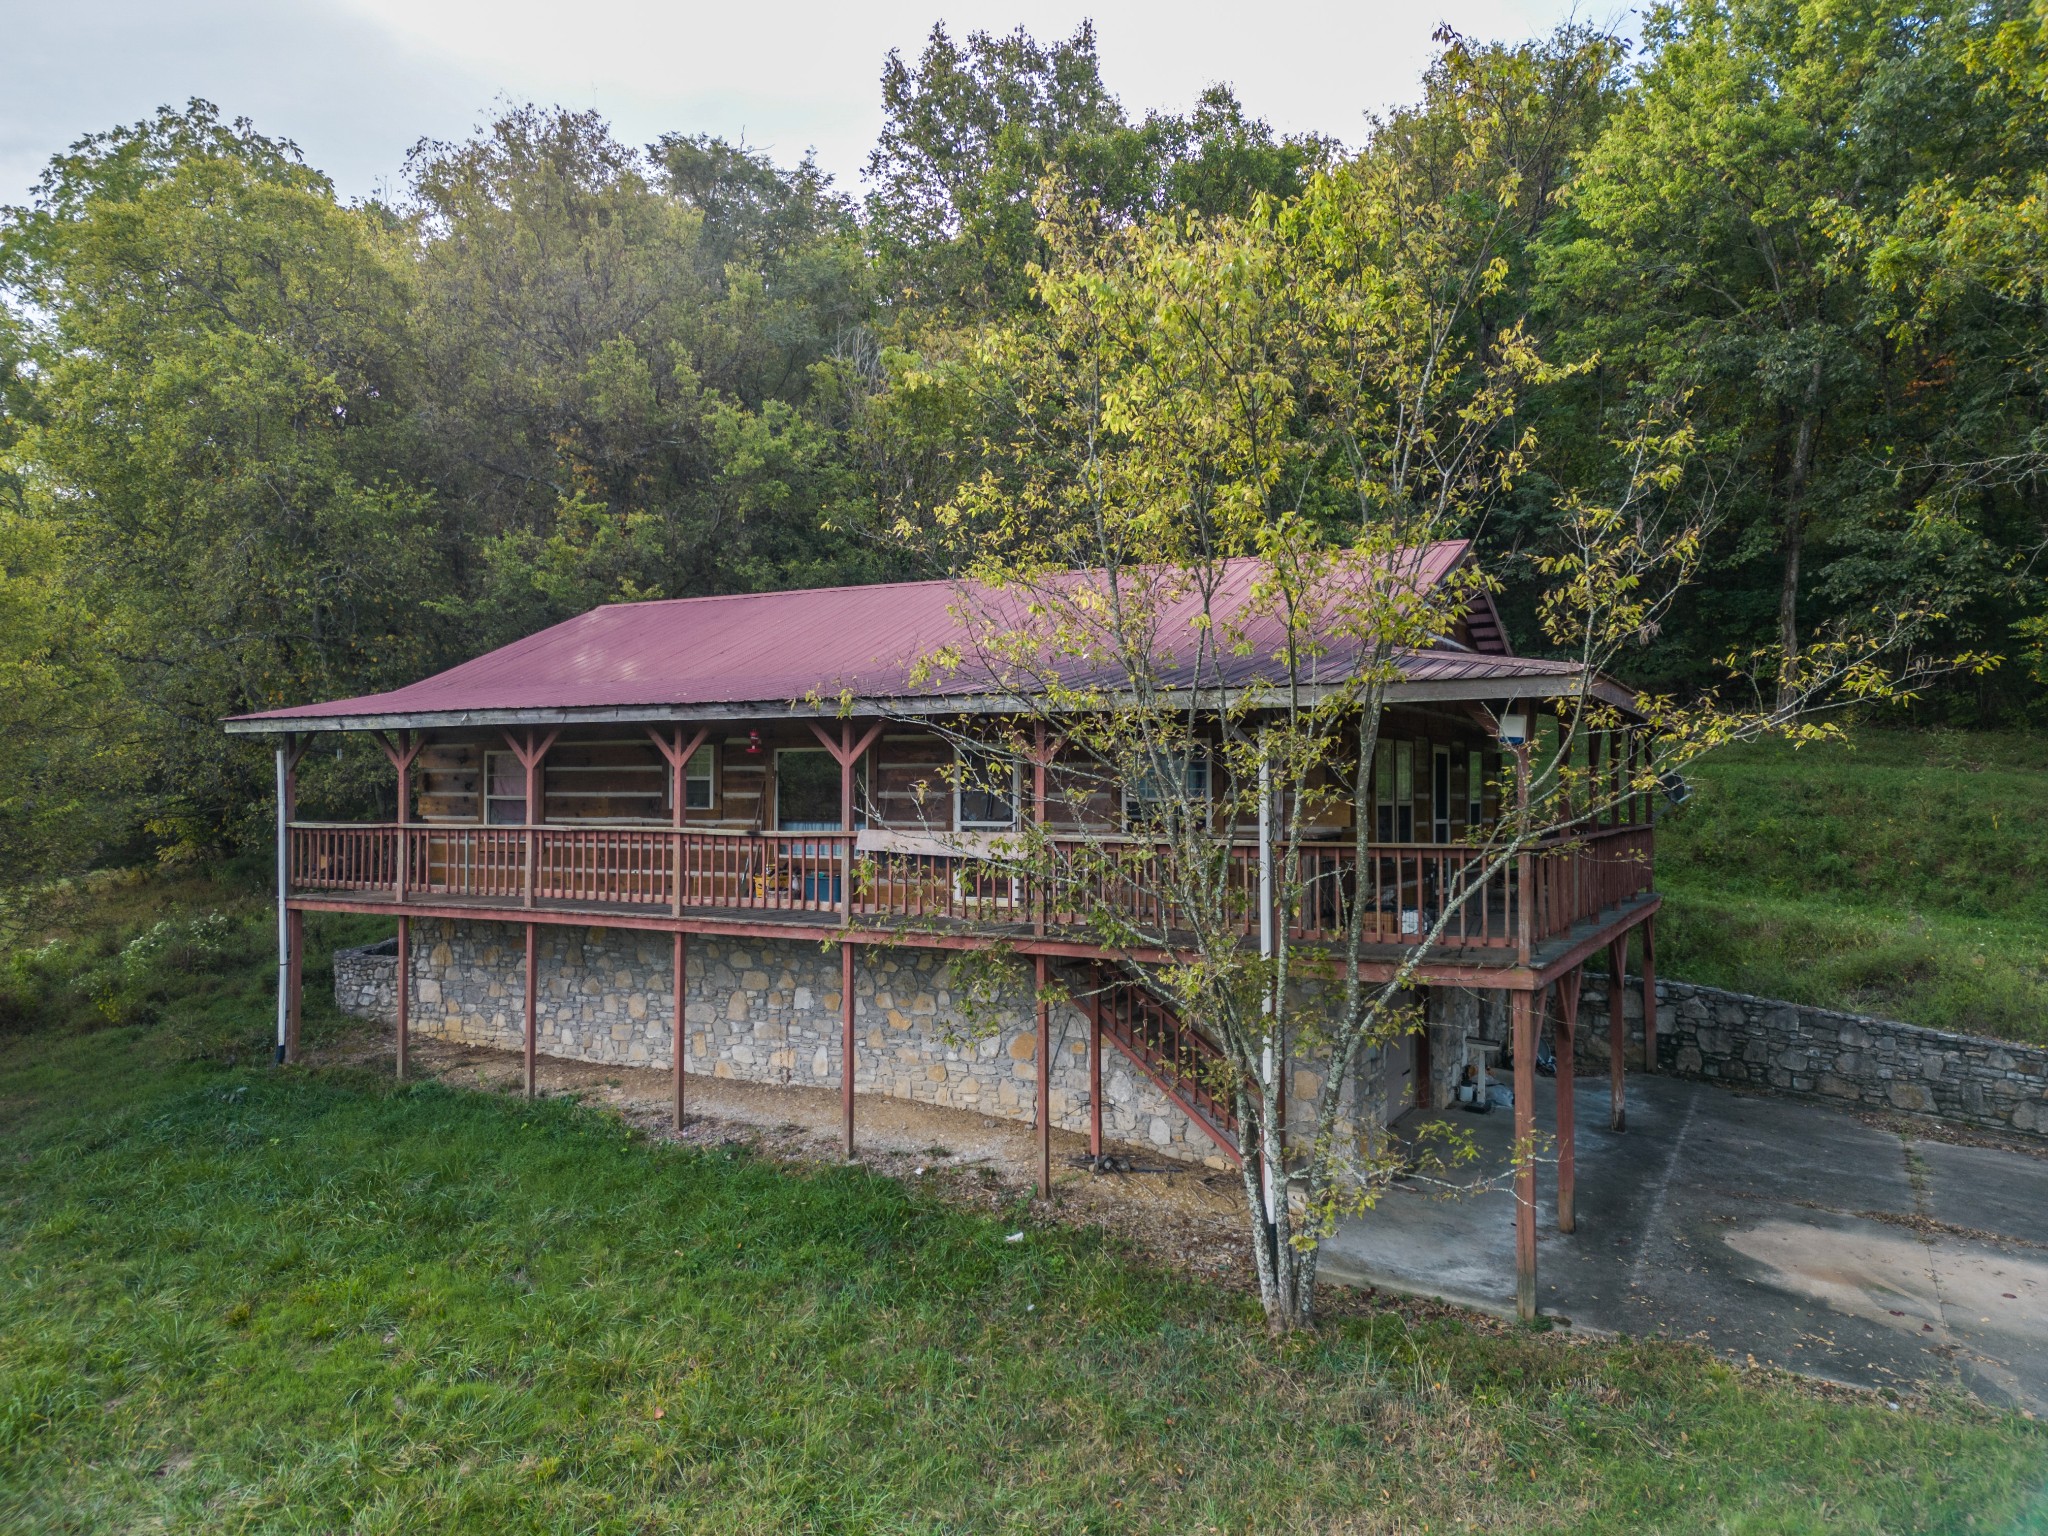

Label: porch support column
[647,725,709,919]
[1640,914,1659,1072]
[523,921,538,1099]
[1513,742,1533,966]
[499,729,559,910]
[684,925,700,1130]
[396,915,411,1081]
[1606,936,1628,1131]
[1555,967,1583,1234]
[274,734,308,1065]
[1089,996,1103,1159]
[1512,987,1538,1320]
[1034,954,1051,1199]
[373,730,423,906]
[809,718,885,923]
[1032,723,1049,936]
[841,938,856,1158]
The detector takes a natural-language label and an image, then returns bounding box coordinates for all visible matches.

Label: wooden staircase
[1072,964,1241,1165]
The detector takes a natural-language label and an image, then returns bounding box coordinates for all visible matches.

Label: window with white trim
[1123,750,1210,832]
[683,751,716,811]
[955,749,1020,830]
[1374,741,1413,842]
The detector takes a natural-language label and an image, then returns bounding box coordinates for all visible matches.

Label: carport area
[1320,1074,2048,1411]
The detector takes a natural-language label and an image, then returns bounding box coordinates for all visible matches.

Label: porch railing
[287,821,1653,950]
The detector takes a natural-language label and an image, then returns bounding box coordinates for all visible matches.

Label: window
[1432,746,1452,843]
[1374,741,1413,842]
[1467,749,1486,829]
[485,751,527,825]
[1124,750,1210,831]
[775,748,842,831]
[955,749,1020,830]
[683,751,716,812]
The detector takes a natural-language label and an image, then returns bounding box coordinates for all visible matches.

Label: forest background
[2,0,2043,896]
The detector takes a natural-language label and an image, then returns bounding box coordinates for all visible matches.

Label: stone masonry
[1576,975,2048,1142]
[333,920,1240,1168]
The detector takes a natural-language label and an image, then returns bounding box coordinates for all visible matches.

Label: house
[227,541,1660,1318]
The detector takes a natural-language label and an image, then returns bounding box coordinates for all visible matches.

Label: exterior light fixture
[1495,704,1530,747]
[747,728,762,755]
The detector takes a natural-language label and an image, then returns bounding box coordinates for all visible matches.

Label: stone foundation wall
[334,921,1273,1167]
[1575,975,2048,1141]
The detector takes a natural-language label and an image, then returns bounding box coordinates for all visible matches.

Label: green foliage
[1654,729,2048,1036]
[1533,0,2043,703]
[1,13,2044,891]
[0,888,2039,1529]
[866,23,1321,321]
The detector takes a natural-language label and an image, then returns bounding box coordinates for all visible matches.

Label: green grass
[2,874,2045,1532]
[1653,729,2048,1041]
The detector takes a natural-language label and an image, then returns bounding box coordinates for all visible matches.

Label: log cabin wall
[398,713,1509,840]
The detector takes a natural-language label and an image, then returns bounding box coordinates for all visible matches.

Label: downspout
[275,742,289,1065]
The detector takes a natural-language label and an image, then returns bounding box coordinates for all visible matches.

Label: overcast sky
[4,0,1630,207]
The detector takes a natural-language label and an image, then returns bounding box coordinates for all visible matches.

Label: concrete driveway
[1319,1073,2048,1411]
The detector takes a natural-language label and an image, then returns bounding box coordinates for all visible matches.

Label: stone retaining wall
[1576,975,2048,1141]
[333,921,1265,1166]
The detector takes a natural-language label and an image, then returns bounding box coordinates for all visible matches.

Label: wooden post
[1035,954,1051,1199]
[1607,935,1628,1131]
[840,720,854,921]
[841,938,856,1159]
[809,719,883,922]
[673,929,687,1130]
[1089,993,1103,1159]
[374,730,422,907]
[396,915,411,1081]
[1032,723,1047,937]
[1640,914,1659,1072]
[499,729,559,910]
[1555,967,1582,1234]
[523,921,538,1099]
[647,725,708,919]
[1512,988,1538,1321]
[1513,742,1533,965]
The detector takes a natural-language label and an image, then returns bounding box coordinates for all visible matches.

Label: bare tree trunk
[1777,360,1825,710]
[1777,491,1803,710]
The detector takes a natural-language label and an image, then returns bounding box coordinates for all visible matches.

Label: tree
[867,23,1318,323]
[1,101,436,850]
[874,68,1967,1331]
[1829,0,2048,685]
[1542,0,2003,706]
[406,108,886,647]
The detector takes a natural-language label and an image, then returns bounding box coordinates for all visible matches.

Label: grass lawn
[2,878,2046,1532]
[1651,728,2048,1042]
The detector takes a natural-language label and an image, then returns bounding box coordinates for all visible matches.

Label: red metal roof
[228,543,1618,729]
